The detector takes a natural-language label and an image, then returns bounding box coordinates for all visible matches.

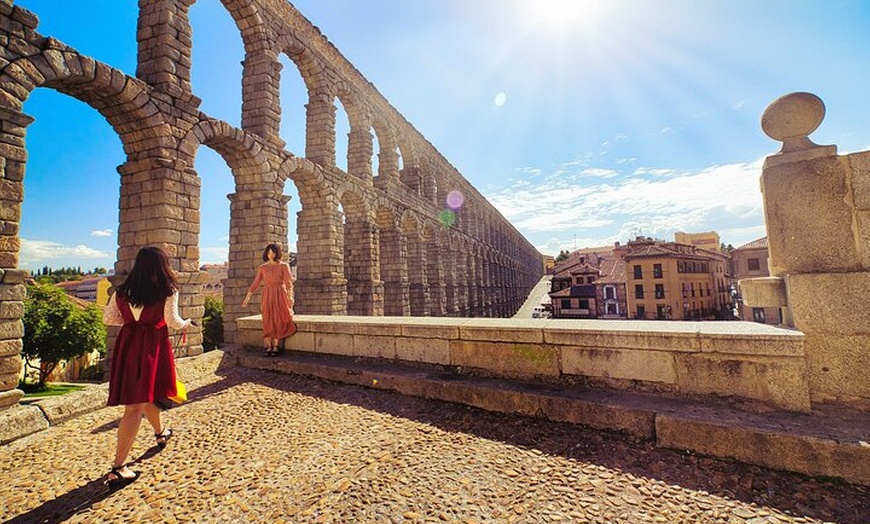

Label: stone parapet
[236,315,810,412]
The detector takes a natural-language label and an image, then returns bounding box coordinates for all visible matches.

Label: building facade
[732,237,782,324]
[618,237,733,320]
[549,248,627,319]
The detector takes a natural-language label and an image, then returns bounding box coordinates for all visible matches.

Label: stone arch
[178,118,281,342]
[0,53,168,150]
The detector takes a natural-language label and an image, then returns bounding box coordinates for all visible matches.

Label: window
[604,286,616,300]
[633,265,643,279]
[561,299,572,310]
[748,258,761,271]
[656,304,667,319]
[634,284,644,299]
[586,276,596,284]
[753,307,766,323]
[655,284,665,299]
[578,299,589,309]
[636,305,645,319]
[690,283,695,297]
[605,303,618,315]
[653,264,663,278]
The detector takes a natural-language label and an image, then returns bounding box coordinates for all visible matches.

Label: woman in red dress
[102,246,194,489]
[242,243,296,356]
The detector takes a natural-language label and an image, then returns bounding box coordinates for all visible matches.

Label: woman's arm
[102,293,124,326]
[242,266,263,307]
[283,263,295,308]
[164,291,192,331]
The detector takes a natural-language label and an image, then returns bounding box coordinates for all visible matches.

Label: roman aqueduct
[0,0,543,409]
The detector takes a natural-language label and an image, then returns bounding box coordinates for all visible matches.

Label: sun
[526,0,602,30]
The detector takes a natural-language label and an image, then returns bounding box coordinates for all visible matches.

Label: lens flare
[446,190,464,210]
[438,209,456,228]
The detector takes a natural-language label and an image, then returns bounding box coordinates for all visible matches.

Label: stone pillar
[380,223,409,316]
[443,240,458,316]
[375,136,399,188]
[296,202,347,314]
[741,92,870,408]
[223,190,290,342]
[241,49,285,148]
[347,125,373,184]
[454,248,469,316]
[425,230,445,316]
[407,232,429,316]
[137,0,198,103]
[400,166,422,196]
[345,216,383,315]
[305,91,337,168]
[0,109,29,409]
[116,158,204,354]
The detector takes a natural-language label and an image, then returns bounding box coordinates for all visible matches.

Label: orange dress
[248,262,296,339]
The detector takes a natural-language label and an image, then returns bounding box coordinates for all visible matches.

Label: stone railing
[236,315,809,412]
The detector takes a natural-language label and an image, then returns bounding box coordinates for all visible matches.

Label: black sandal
[155,427,173,448]
[106,465,139,490]
[266,346,278,357]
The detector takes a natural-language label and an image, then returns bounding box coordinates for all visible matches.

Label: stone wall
[0,0,543,410]
[237,315,810,412]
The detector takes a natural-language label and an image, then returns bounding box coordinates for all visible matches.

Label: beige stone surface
[802,334,870,407]
[788,272,870,334]
[673,354,811,412]
[393,336,450,365]
[561,346,677,385]
[315,332,354,357]
[739,276,788,308]
[354,334,397,359]
[450,340,559,378]
[763,156,861,276]
[0,404,47,444]
[656,415,870,486]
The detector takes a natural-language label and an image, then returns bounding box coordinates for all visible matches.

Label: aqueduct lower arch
[0,0,543,409]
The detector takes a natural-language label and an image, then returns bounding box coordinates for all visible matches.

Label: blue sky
[14,0,870,270]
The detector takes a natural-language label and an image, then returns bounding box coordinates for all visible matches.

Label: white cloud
[581,168,618,179]
[200,246,229,265]
[487,158,766,246]
[19,239,111,268]
[90,229,113,237]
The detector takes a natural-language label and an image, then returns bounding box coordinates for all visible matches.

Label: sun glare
[526,0,601,30]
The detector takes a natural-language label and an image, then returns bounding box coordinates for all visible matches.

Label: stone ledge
[656,415,869,486]
[0,404,48,445]
[0,349,233,445]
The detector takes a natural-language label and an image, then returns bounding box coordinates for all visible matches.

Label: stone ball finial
[761,92,825,150]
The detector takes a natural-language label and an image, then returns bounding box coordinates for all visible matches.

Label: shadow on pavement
[230,362,869,524]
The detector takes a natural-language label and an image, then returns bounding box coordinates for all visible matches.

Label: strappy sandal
[155,427,173,448]
[106,464,139,491]
[266,346,278,357]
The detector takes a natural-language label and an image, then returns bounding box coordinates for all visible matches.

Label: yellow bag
[168,379,187,404]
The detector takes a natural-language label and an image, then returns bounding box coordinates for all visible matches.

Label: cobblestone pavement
[1,366,867,524]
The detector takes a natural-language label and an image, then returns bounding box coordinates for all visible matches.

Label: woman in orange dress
[242,243,296,356]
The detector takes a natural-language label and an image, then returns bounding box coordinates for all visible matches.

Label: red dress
[248,262,296,339]
[107,294,178,406]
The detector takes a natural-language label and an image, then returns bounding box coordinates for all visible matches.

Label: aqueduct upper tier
[0,0,543,409]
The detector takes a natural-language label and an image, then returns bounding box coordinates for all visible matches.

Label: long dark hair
[262,243,283,262]
[115,246,179,307]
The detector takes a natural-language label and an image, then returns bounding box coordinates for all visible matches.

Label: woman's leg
[143,403,164,434]
[112,403,145,477]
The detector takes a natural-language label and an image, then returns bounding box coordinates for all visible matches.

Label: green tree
[22,283,106,387]
[202,295,224,351]
[554,249,570,263]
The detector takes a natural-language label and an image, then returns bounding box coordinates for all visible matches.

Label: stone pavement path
[1,366,867,524]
